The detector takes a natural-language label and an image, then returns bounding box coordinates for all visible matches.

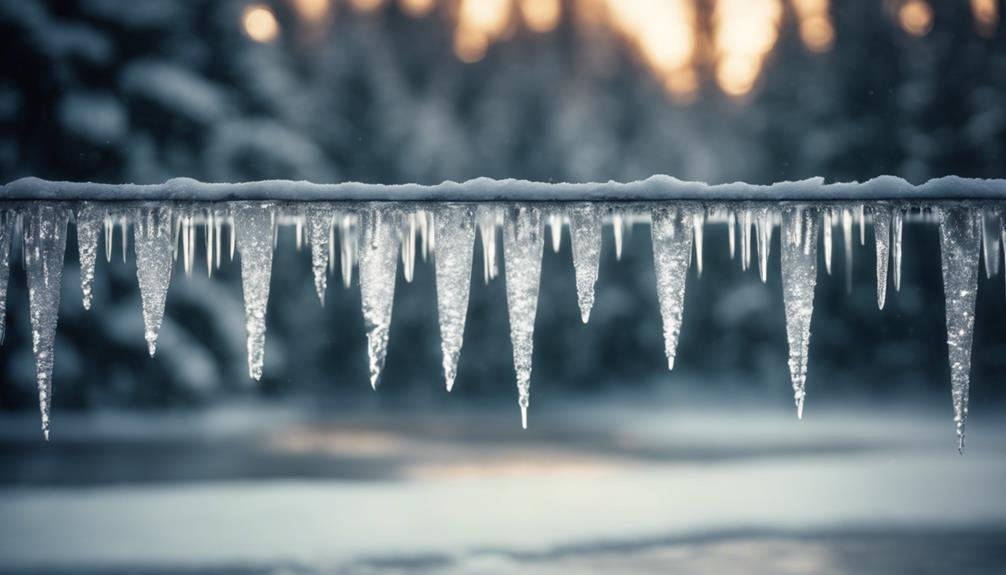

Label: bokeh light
[243,5,280,43]
[291,0,331,22]
[970,0,999,37]
[713,0,782,96]
[519,0,562,33]
[400,0,437,18]
[898,0,934,37]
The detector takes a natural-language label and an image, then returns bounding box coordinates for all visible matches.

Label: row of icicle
[0,201,998,449]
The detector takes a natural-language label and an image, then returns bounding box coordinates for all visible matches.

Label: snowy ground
[0,401,1004,574]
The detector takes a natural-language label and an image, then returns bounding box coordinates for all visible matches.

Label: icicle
[308,207,333,305]
[939,207,981,453]
[872,206,892,310]
[692,211,705,277]
[103,214,114,263]
[419,211,431,262]
[401,213,417,283]
[780,207,819,420]
[295,217,304,252]
[502,205,544,429]
[134,207,175,357]
[756,208,773,283]
[205,211,214,277]
[612,213,625,262]
[234,203,277,381]
[75,204,101,310]
[0,212,12,345]
[727,210,736,260]
[433,205,476,391]
[569,203,602,323]
[549,213,563,253]
[857,204,866,246]
[214,211,223,270]
[229,216,236,261]
[340,215,357,288]
[119,216,128,262]
[181,215,193,278]
[893,208,904,292]
[842,208,854,293]
[981,210,1001,279]
[477,206,499,283]
[23,206,70,440]
[823,209,833,275]
[359,206,399,389]
[651,206,694,370]
[740,209,752,271]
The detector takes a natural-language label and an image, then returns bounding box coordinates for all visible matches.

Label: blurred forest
[0,0,1005,414]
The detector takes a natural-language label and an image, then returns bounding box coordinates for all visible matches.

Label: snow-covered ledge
[4,175,1006,201]
[0,175,1003,449]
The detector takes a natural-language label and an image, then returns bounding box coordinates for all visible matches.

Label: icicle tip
[521,405,528,430]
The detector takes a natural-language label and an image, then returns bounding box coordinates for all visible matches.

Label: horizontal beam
[3,175,1006,202]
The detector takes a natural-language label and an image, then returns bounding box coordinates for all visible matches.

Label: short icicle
[981,209,1001,279]
[939,207,981,453]
[780,207,819,420]
[308,207,334,305]
[692,211,705,277]
[76,204,101,310]
[569,203,602,323]
[549,213,563,253]
[756,208,773,283]
[359,206,400,390]
[0,212,12,345]
[823,209,833,275]
[842,207,854,293]
[234,203,277,381]
[872,205,892,310]
[651,206,694,371]
[134,207,175,357]
[503,205,544,429]
[892,208,904,292]
[23,206,70,440]
[612,213,625,262]
[433,205,476,392]
[477,206,500,283]
[339,214,357,288]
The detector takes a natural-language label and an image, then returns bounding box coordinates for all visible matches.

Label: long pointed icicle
[359,206,400,390]
[23,206,70,440]
[503,205,544,429]
[0,212,12,345]
[651,206,694,371]
[76,204,101,310]
[433,205,476,392]
[569,203,602,323]
[780,207,819,420]
[234,204,276,381]
[872,205,892,310]
[939,207,981,452]
[134,207,175,357]
[308,207,333,305]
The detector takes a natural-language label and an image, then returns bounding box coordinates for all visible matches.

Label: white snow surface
[4,175,1006,201]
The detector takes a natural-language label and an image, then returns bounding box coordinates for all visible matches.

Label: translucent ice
[358,206,400,389]
[651,206,694,371]
[23,206,70,439]
[781,207,819,419]
[433,205,476,391]
[568,203,602,323]
[502,205,544,429]
[234,203,277,381]
[939,207,980,452]
[134,207,175,356]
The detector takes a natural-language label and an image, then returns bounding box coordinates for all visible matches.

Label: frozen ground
[0,401,1003,574]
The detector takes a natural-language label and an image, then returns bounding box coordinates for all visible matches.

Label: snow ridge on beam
[3,175,1006,202]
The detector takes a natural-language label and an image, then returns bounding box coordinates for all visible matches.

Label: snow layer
[4,175,1006,202]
